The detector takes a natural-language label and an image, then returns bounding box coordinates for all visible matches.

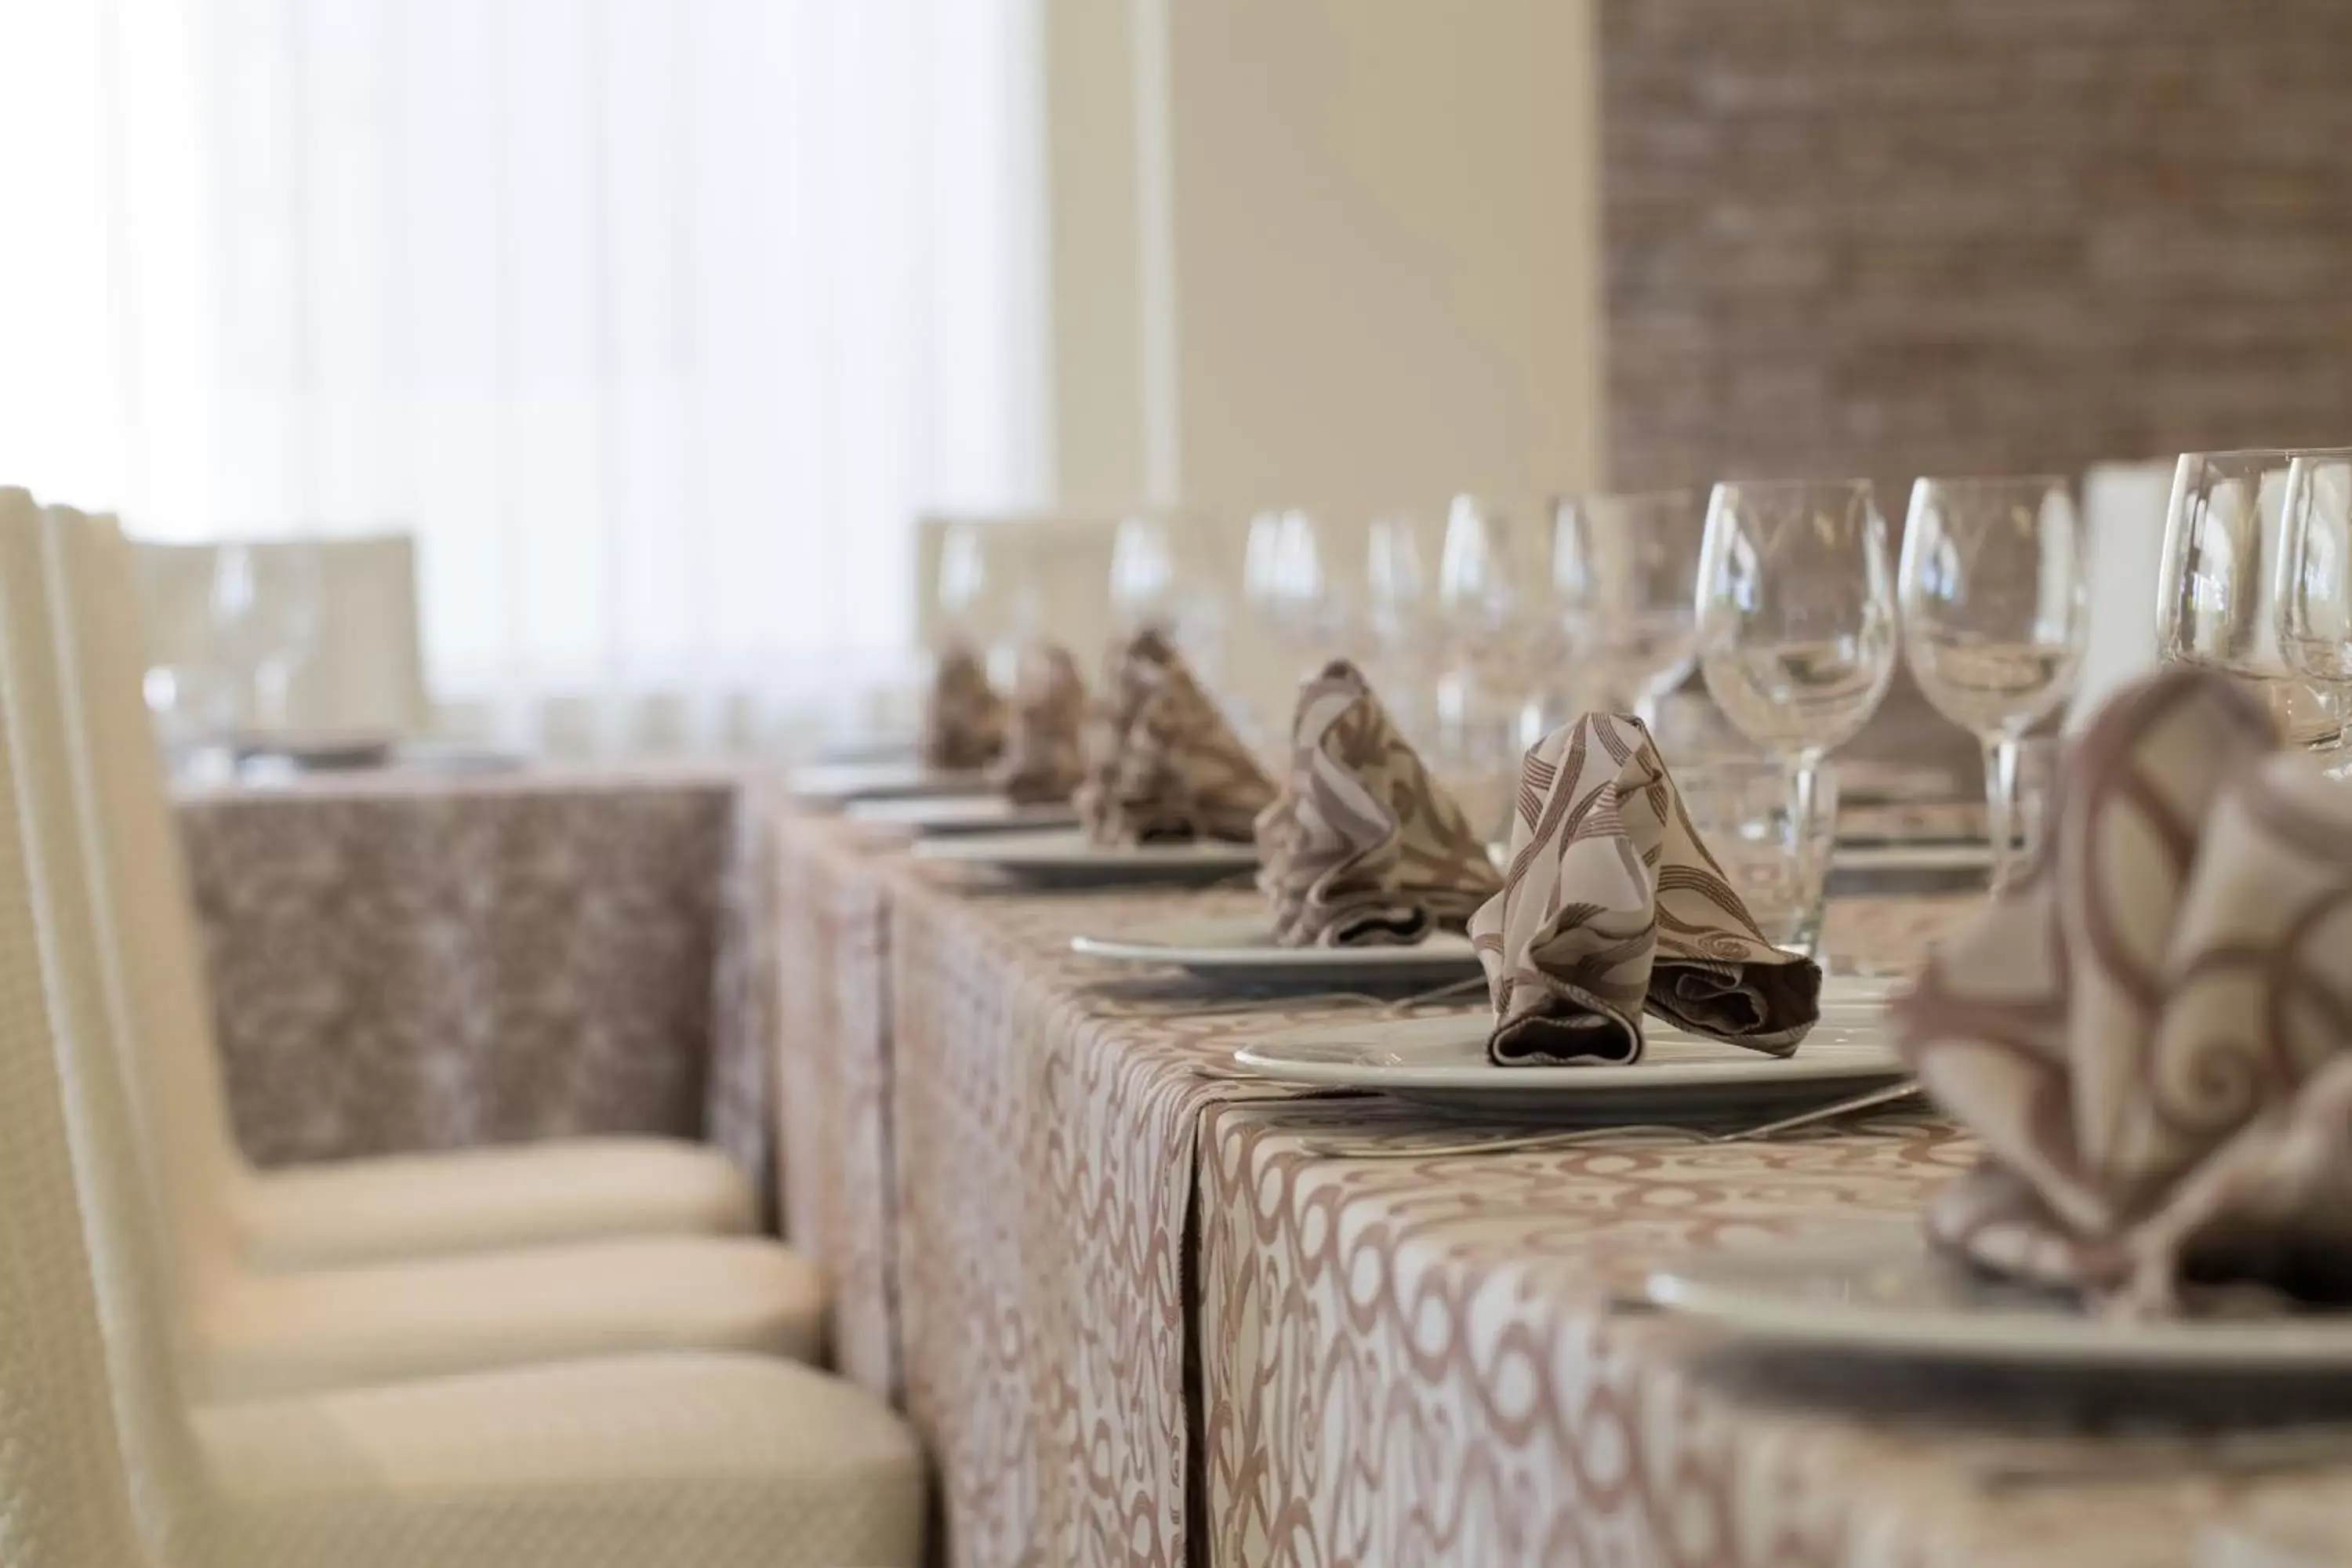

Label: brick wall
[1599,0,2352,494]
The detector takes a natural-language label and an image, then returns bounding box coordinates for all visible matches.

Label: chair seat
[194,1236,826,1403]
[198,1352,924,1568]
[238,1137,757,1272]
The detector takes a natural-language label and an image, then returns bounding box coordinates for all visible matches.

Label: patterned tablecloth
[1198,1108,2321,1568]
[768,807,903,1401]
[767,810,2344,1568]
[176,768,771,1180]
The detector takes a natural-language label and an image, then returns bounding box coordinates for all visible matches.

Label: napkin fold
[920,644,1004,771]
[1076,629,1275,844]
[1895,667,2352,1313]
[991,644,1088,805]
[1470,713,1822,1065]
[1254,660,1502,946]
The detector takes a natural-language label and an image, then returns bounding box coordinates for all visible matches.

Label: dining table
[765,796,2352,1568]
[176,764,775,1185]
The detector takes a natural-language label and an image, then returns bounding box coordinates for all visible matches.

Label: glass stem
[1782,750,1828,962]
[1982,733,2020,895]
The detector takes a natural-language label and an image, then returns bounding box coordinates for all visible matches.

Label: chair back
[53,513,256,1226]
[130,531,429,735]
[0,496,212,1561]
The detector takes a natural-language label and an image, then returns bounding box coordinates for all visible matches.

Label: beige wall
[1043,0,1605,519]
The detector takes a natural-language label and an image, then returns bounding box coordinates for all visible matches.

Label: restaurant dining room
[6,1,2352,1565]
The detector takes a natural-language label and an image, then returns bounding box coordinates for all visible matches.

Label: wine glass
[1550,488,1708,722]
[209,541,323,735]
[1363,511,1437,742]
[1429,495,1530,831]
[1242,509,1338,662]
[1896,475,2087,891]
[2275,450,2352,769]
[1108,510,1229,684]
[1696,478,1898,954]
[935,518,1033,688]
[2160,449,2352,751]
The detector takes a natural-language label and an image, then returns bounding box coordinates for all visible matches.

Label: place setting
[1646,665,2352,1383]
[914,629,1273,886]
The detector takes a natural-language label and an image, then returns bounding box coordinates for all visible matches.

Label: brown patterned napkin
[1076,629,1275,844]
[920,644,1004,771]
[1254,660,1501,946]
[990,644,1088,804]
[1470,713,1822,1065]
[1894,668,2352,1313]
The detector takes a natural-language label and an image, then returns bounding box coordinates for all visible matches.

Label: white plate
[912,827,1258,887]
[811,735,917,767]
[1071,914,1482,985]
[1647,1226,2352,1372]
[1835,840,1994,874]
[1232,996,1900,1119]
[789,760,989,804]
[844,794,1080,836]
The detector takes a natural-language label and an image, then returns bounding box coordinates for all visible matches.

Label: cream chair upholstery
[130,532,431,736]
[2066,459,2176,731]
[0,502,926,1566]
[58,509,764,1271]
[9,500,828,1403]
[0,713,152,1566]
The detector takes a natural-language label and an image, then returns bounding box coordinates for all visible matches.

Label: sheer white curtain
[0,0,1047,750]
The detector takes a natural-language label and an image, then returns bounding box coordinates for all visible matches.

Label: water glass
[1675,754,1839,956]
[2276,451,2352,720]
[1897,475,2086,890]
[1550,488,1707,720]
[1696,477,1898,884]
[2160,450,2352,750]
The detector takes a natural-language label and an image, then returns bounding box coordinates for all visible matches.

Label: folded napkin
[1470,713,1822,1065]
[920,644,1004,771]
[1895,667,2352,1314]
[1076,629,1275,844]
[1254,660,1501,946]
[990,644,1089,804]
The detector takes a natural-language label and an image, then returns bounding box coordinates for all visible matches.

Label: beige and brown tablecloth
[768,808,904,1401]
[762,829,2352,1568]
[176,768,771,1177]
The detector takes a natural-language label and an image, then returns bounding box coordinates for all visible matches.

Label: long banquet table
[768,803,2347,1568]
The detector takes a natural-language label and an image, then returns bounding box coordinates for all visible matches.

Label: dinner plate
[844,794,1080,836]
[811,735,918,768]
[1646,1225,2352,1372]
[230,729,399,772]
[1232,995,1900,1120]
[789,760,990,804]
[1834,840,1994,874]
[912,827,1258,887]
[1070,914,1482,985]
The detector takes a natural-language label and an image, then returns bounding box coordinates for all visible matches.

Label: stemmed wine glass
[1550,489,1708,723]
[1363,511,1438,744]
[2274,450,2352,769]
[2160,449,2352,752]
[1432,495,1529,834]
[1896,476,2087,891]
[209,541,323,734]
[1696,478,1899,953]
[1109,510,1229,684]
